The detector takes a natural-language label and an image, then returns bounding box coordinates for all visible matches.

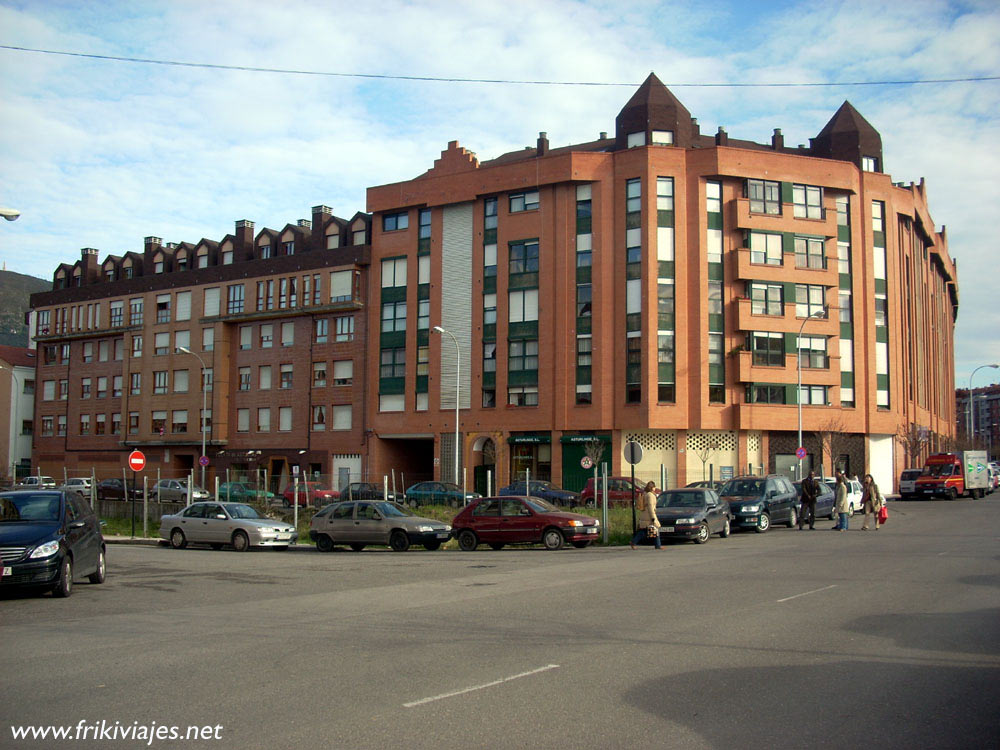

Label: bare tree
[812,417,853,476]
[896,423,931,467]
[584,439,606,469]
[693,439,720,481]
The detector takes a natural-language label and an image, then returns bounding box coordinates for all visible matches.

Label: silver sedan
[159,502,296,551]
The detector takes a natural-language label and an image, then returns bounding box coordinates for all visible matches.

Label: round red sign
[128,449,146,472]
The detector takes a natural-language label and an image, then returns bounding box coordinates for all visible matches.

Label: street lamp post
[797,308,827,481]
[432,326,460,486]
[177,346,208,488]
[968,364,999,444]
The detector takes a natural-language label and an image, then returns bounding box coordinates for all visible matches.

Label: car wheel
[755,512,770,533]
[53,556,73,598]
[457,529,478,551]
[586,499,596,509]
[170,529,187,549]
[695,522,710,544]
[231,530,250,552]
[389,530,410,552]
[424,541,441,551]
[788,507,798,528]
[87,548,106,584]
[719,518,731,538]
[349,543,366,552]
[948,488,958,501]
[542,527,564,551]
[488,542,505,551]
[316,535,334,553]
[571,540,591,549]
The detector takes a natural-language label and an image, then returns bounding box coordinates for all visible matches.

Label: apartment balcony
[737,351,841,386]
[735,247,839,285]
[735,299,839,337]
[732,197,838,238]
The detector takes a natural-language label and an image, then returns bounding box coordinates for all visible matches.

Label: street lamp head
[432,326,445,334]
[176,346,192,354]
[0,208,20,222]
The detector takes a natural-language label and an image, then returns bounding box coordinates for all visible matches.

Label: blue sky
[0,0,998,388]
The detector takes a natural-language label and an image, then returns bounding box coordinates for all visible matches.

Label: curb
[104,536,317,550]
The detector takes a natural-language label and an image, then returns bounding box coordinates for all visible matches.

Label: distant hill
[0,270,51,346]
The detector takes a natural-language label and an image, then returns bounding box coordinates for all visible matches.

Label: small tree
[896,423,931,467]
[812,416,853,476]
[584,439,606,469]
[694,439,720,481]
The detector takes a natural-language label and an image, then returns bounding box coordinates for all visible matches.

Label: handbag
[877,505,888,524]
[647,525,659,538]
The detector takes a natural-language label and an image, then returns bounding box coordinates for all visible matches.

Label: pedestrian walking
[860,474,883,531]
[832,471,850,531]
[630,481,662,550]
[798,470,819,530]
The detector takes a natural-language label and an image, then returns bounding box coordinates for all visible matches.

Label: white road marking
[937,551,948,556]
[403,664,560,708]
[776,584,837,603]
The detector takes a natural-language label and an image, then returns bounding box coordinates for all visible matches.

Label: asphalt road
[2,498,998,749]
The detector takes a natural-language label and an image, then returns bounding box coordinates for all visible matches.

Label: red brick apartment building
[365,74,957,494]
[27,74,958,494]
[29,207,374,490]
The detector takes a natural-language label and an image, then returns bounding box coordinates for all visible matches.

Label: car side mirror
[68,520,86,529]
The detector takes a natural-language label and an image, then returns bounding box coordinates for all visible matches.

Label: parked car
[281,482,339,507]
[820,477,864,514]
[451,496,600,551]
[497,480,580,507]
[898,468,923,501]
[15,476,56,490]
[0,490,106,597]
[309,500,451,552]
[685,480,723,492]
[58,477,93,499]
[341,482,401,503]
[794,480,836,521]
[150,479,210,503]
[217,482,276,504]
[654,488,732,543]
[95,477,144,501]
[718,475,799,532]
[580,477,659,508]
[159,501,296,551]
[404,481,480,507]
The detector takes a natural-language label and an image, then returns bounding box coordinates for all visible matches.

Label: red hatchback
[580,477,659,508]
[451,496,601,551]
[282,483,339,507]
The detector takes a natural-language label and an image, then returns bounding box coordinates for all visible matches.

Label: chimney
[297,219,312,229]
[715,126,728,146]
[81,248,99,284]
[143,236,161,273]
[599,131,608,140]
[536,131,548,156]
[235,220,254,259]
[311,205,332,245]
[771,128,784,150]
[691,118,700,139]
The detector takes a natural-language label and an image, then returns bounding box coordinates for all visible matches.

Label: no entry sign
[128,449,146,472]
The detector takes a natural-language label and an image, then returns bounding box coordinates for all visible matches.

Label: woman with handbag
[630,481,662,550]
[860,473,883,531]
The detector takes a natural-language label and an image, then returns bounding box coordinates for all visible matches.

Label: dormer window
[352,229,366,245]
[326,233,339,250]
[260,244,272,258]
[197,251,208,269]
[73,272,82,287]
[283,241,295,256]
[651,130,674,145]
[105,268,116,282]
[222,250,233,265]
[124,265,133,279]
[627,131,646,148]
[176,254,188,271]
[154,261,164,274]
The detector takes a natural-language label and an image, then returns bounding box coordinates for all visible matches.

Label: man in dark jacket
[799,470,820,530]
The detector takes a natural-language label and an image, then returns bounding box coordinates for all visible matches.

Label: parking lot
[2,498,999,749]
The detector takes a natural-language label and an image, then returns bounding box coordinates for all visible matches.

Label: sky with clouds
[0,0,997,387]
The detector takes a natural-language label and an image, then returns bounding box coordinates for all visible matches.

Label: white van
[899,468,923,500]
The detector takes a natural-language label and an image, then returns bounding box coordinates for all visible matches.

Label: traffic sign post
[624,441,643,535]
[127,450,145,538]
[199,455,209,468]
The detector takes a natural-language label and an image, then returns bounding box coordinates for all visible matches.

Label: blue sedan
[498,480,580,507]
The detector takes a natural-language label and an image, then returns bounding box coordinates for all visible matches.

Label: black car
[718,475,799,532]
[341,482,400,503]
[0,490,106,597]
[96,478,143,501]
[497,480,581,507]
[655,488,732,543]
[794,480,836,521]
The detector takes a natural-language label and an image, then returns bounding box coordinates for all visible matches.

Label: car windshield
[525,497,560,513]
[222,503,261,519]
[925,464,954,477]
[374,502,413,518]
[656,492,705,508]
[719,479,764,497]
[0,493,61,522]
